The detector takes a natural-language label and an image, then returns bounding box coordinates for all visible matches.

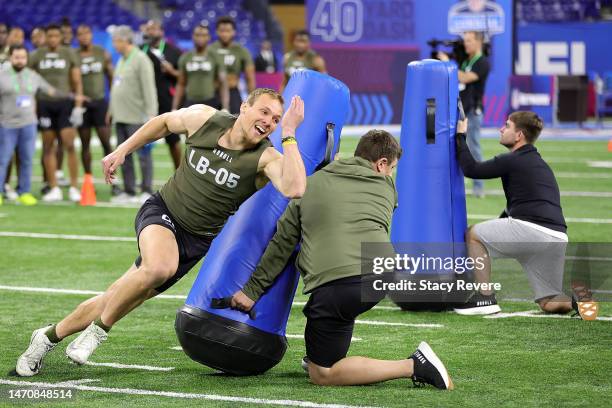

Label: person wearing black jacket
[454,111,598,320]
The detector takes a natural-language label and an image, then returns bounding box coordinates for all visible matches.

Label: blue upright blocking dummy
[390,59,467,310]
[175,70,350,375]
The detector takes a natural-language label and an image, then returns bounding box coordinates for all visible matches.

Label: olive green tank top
[284,50,317,80]
[79,45,106,100]
[29,46,79,101]
[178,49,219,101]
[160,111,272,236]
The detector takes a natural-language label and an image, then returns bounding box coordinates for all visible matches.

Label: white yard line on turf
[588,161,612,168]
[0,231,134,241]
[484,311,612,321]
[481,189,612,198]
[468,214,612,224]
[0,379,380,408]
[355,320,443,328]
[0,285,185,300]
[85,361,174,371]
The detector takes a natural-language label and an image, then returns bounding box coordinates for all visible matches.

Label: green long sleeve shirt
[242,156,398,301]
[109,47,158,124]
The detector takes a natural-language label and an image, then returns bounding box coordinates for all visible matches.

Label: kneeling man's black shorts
[134,192,214,293]
[303,275,385,368]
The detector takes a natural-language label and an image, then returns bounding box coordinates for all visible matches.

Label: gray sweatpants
[472,217,568,301]
[115,123,153,195]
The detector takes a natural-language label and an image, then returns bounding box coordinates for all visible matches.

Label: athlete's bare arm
[102,105,216,183]
[256,96,306,198]
[313,55,327,74]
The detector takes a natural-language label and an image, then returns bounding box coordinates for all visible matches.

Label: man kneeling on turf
[231,131,453,389]
[453,111,598,320]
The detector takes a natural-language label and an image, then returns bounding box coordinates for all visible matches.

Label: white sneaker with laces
[65,322,108,365]
[15,326,57,377]
[4,184,18,201]
[68,186,81,202]
[42,186,63,202]
[111,192,137,204]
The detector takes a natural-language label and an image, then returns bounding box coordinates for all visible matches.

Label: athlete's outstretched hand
[102,150,126,184]
[231,290,255,312]
[281,95,304,137]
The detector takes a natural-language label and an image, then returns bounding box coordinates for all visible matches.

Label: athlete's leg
[41,130,58,187]
[95,125,113,156]
[59,127,79,187]
[78,126,93,174]
[308,357,413,386]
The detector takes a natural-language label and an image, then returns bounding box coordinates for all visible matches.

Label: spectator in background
[30,27,46,50]
[0,23,9,67]
[29,24,84,202]
[108,25,157,204]
[76,24,117,194]
[172,24,228,112]
[142,19,183,169]
[210,16,255,114]
[255,39,278,73]
[60,18,74,47]
[7,27,24,47]
[438,31,490,198]
[281,30,326,92]
[0,46,82,206]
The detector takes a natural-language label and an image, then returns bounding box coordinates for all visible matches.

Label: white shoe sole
[453,304,501,315]
[65,347,87,365]
[417,341,454,390]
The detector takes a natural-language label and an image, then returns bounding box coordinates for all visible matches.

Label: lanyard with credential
[461,53,481,72]
[142,40,165,56]
[116,47,138,75]
[10,68,33,93]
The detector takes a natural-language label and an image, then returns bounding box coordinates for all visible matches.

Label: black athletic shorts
[81,98,108,128]
[215,88,242,114]
[134,192,214,293]
[303,275,386,368]
[37,99,74,131]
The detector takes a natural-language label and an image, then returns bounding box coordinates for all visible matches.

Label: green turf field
[0,137,611,407]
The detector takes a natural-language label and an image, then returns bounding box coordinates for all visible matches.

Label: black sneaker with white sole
[410,341,453,390]
[301,356,310,373]
[453,292,501,315]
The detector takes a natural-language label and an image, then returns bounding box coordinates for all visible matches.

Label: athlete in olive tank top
[14,88,307,376]
[281,30,326,92]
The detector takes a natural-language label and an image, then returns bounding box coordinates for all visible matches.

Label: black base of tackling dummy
[175,305,287,376]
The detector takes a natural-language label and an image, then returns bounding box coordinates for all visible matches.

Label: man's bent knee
[138,262,177,288]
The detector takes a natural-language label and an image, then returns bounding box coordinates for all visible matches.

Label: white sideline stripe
[0,379,380,408]
[0,285,185,300]
[480,189,612,198]
[55,379,101,386]
[0,231,134,241]
[555,172,612,179]
[355,320,443,328]
[0,213,7,218]
[483,311,612,321]
[588,161,612,168]
[85,361,174,371]
[468,214,612,224]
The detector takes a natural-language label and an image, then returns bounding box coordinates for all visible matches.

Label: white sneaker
[56,170,69,187]
[65,322,108,365]
[15,326,57,377]
[69,186,81,202]
[42,186,63,202]
[110,192,137,204]
[4,184,18,201]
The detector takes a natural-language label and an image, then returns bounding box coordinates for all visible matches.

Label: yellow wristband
[282,136,297,146]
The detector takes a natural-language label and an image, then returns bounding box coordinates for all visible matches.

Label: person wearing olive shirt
[172,24,229,112]
[29,24,85,202]
[280,30,326,92]
[231,132,453,390]
[108,26,158,204]
[209,16,255,114]
[76,24,115,192]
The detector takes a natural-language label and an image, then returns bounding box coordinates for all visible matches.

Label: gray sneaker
[15,326,57,377]
[65,322,108,365]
